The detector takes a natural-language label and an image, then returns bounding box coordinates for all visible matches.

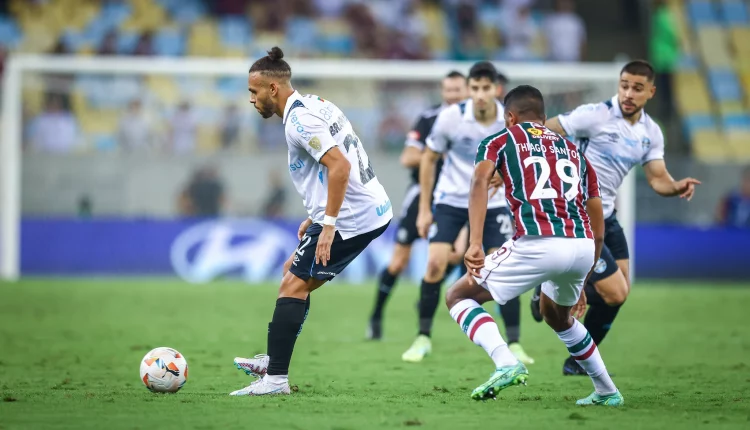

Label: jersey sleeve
[476,129,508,166]
[286,111,338,162]
[404,114,431,150]
[580,153,601,200]
[557,103,609,138]
[641,123,665,165]
[425,106,457,153]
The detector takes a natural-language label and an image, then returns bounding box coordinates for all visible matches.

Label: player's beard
[619,100,643,119]
[256,99,275,118]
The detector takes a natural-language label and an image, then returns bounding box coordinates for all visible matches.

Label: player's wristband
[322,215,337,226]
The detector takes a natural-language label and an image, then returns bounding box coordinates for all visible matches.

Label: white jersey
[283,91,392,240]
[558,95,665,218]
[426,99,508,209]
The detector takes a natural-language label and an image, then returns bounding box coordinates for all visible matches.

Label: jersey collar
[282,90,303,124]
[610,95,647,124]
[463,99,504,123]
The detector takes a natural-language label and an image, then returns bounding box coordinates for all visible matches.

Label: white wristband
[322,215,337,226]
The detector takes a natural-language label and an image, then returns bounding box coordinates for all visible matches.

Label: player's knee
[603,288,627,306]
[388,255,408,275]
[425,258,447,282]
[278,272,311,299]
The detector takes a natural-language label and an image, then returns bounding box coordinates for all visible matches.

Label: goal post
[0,54,631,282]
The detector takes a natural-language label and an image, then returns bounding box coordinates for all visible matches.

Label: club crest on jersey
[309,136,322,150]
[641,137,651,150]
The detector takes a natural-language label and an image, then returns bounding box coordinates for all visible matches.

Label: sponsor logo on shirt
[329,114,348,137]
[526,127,559,141]
[289,158,305,172]
[376,199,392,217]
[290,112,312,140]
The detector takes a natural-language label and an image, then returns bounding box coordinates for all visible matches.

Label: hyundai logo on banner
[170,219,299,284]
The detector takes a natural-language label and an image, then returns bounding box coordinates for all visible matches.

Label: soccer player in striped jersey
[529,60,700,376]
[445,85,623,406]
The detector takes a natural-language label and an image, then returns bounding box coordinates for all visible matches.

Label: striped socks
[449,299,518,368]
[557,319,617,395]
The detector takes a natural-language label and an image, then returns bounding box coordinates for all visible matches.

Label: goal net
[0,55,631,282]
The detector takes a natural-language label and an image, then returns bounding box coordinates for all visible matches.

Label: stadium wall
[17,218,750,281]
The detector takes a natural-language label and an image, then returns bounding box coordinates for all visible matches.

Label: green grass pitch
[0,279,749,429]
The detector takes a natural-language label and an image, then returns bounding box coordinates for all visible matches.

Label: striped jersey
[476,122,600,239]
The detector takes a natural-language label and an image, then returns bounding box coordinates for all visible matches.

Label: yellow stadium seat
[691,129,732,162]
[730,28,750,63]
[70,90,88,117]
[718,101,745,116]
[741,72,750,108]
[147,76,180,105]
[669,1,693,54]
[727,130,750,159]
[221,47,246,58]
[188,21,219,57]
[196,125,220,153]
[697,27,732,68]
[79,109,119,135]
[675,72,712,115]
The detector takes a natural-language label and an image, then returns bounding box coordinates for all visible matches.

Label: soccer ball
[139,347,188,393]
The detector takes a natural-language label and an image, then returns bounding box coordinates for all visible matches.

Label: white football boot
[229,376,291,396]
[234,354,269,377]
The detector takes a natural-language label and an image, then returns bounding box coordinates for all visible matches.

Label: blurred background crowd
[0,0,748,229]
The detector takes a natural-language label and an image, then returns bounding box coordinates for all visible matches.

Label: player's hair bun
[268,47,285,61]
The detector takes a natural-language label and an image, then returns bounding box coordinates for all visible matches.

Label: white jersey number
[523,156,580,201]
[343,133,376,185]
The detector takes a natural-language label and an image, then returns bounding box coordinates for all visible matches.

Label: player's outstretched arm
[544,116,568,137]
[643,160,701,200]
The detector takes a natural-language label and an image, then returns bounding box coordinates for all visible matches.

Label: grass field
[0,279,748,429]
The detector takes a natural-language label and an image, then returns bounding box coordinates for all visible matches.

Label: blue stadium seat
[707,69,742,102]
[720,0,749,25]
[683,114,716,136]
[172,0,205,25]
[677,53,700,70]
[219,17,251,48]
[318,34,353,56]
[216,77,246,99]
[0,16,22,47]
[101,1,131,27]
[722,113,750,129]
[94,134,117,151]
[116,32,139,54]
[286,17,318,52]
[688,0,719,27]
[153,29,185,56]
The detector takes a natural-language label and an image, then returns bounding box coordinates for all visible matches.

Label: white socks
[265,374,289,385]
[556,319,617,395]
[449,299,518,368]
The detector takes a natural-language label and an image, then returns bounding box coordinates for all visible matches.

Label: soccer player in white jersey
[401,61,533,364]
[367,71,469,340]
[529,60,701,375]
[229,47,392,396]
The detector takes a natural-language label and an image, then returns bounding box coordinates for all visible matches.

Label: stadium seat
[675,71,713,114]
[718,100,745,116]
[697,27,732,68]
[707,69,743,103]
[687,0,719,27]
[153,28,185,56]
[286,17,319,56]
[188,21,219,57]
[219,17,251,49]
[691,128,732,162]
[719,0,749,25]
[670,0,695,54]
[727,130,750,158]
[196,125,220,153]
[171,0,205,25]
[721,112,750,129]
[730,28,750,68]
[116,32,139,55]
[147,76,180,105]
[316,19,353,57]
[0,16,22,47]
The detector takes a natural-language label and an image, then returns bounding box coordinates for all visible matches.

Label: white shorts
[473,235,595,307]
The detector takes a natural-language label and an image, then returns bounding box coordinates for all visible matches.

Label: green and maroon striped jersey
[476,122,601,239]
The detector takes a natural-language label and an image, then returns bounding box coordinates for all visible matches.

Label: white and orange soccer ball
[139,347,188,393]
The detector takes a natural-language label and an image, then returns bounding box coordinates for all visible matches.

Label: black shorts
[588,211,630,283]
[429,204,512,250]
[289,221,390,282]
[395,184,421,245]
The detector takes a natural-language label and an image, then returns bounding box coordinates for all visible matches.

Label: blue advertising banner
[18,218,750,281]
